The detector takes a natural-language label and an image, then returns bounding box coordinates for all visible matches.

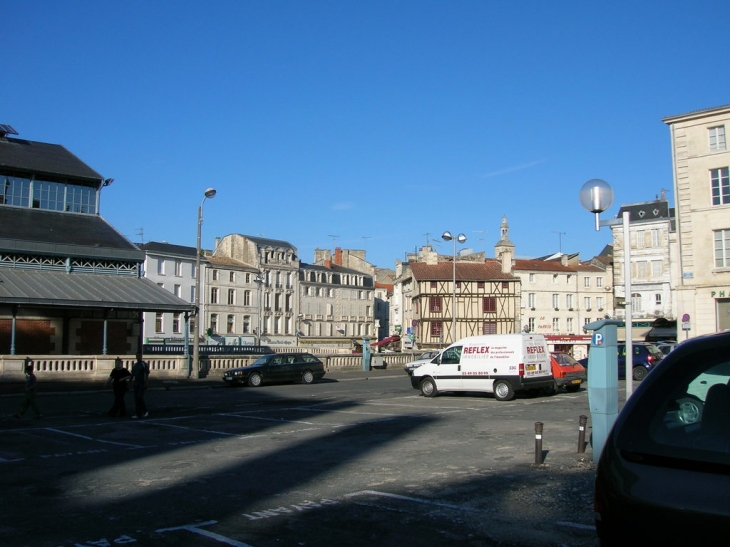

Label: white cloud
[482,159,548,179]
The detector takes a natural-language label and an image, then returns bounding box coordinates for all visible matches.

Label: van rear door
[523,337,551,378]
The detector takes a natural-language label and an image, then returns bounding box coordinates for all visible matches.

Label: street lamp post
[442,231,467,344]
[254,274,266,347]
[191,187,217,378]
[579,179,634,399]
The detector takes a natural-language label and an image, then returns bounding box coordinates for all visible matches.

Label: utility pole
[552,231,566,253]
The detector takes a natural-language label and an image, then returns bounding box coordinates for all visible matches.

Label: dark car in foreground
[594,331,730,546]
[223,352,325,387]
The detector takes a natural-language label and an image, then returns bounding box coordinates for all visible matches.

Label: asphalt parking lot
[1,369,602,547]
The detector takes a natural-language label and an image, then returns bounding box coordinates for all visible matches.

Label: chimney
[324,259,332,269]
[500,247,513,274]
[334,247,343,265]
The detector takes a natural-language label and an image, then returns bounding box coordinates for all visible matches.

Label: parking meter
[362,337,371,371]
[584,319,621,460]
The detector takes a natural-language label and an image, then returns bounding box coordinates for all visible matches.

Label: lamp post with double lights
[254,274,266,346]
[579,178,634,399]
[442,231,467,344]
[191,187,217,378]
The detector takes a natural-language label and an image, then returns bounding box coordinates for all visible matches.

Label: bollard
[577,415,588,454]
[534,422,544,465]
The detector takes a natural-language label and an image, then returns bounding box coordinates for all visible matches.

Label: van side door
[434,346,463,390]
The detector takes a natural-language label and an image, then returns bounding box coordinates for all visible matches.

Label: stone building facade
[664,105,730,336]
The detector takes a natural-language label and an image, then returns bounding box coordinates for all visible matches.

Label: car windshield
[252,355,275,366]
[552,353,579,367]
[616,347,730,466]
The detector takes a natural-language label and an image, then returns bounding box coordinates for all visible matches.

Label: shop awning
[0,268,194,312]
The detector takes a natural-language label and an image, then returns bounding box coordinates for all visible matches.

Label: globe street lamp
[191,187,217,378]
[579,179,634,399]
[442,231,467,344]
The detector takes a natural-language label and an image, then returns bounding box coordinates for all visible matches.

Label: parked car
[594,331,730,546]
[223,352,325,387]
[548,352,586,393]
[403,350,441,375]
[655,340,678,356]
[618,342,664,380]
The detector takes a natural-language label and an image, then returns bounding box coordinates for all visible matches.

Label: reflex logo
[463,346,489,354]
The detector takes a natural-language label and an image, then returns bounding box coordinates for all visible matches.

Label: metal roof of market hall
[0,268,193,312]
[0,135,104,184]
[0,130,193,313]
[0,207,143,261]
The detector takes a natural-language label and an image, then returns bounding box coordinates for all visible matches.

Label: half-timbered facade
[409,261,520,346]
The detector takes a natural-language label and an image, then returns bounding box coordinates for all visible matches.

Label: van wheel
[420,377,438,398]
[633,366,648,381]
[493,380,514,401]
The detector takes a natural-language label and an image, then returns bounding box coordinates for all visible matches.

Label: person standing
[106,357,132,417]
[14,358,42,419]
[131,353,150,419]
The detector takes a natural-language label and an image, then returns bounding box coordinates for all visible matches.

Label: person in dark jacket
[131,353,150,419]
[14,358,42,419]
[106,357,132,417]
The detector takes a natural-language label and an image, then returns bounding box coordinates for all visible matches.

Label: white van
[409,333,553,401]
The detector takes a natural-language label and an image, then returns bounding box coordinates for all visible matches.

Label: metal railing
[142,344,274,356]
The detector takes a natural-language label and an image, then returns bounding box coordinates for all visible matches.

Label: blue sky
[4,1,729,269]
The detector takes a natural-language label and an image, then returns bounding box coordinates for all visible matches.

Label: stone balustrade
[0,351,419,382]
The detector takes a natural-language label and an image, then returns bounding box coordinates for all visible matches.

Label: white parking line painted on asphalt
[344,489,479,512]
[139,420,256,437]
[228,414,344,427]
[156,520,255,547]
[44,428,143,448]
[343,490,596,533]
[140,418,322,439]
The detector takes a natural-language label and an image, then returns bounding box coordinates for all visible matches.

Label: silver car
[403,350,441,375]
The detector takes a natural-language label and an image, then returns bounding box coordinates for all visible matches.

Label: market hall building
[0,125,193,377]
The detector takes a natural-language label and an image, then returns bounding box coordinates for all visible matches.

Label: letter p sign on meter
[592,332,604,346]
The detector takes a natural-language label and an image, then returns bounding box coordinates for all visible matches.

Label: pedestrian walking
[106,357,132,417]
[14,358,42,419]
[131,353,150,419]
